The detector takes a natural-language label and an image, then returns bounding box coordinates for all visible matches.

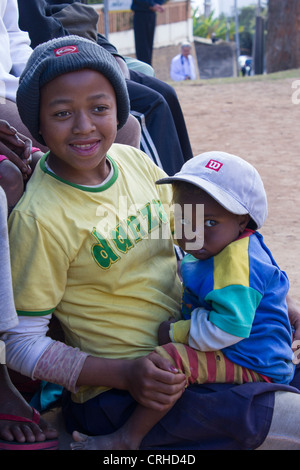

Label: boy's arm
[77,352,186,412]
[168,283,261,349]
[4,315,186,411]
[158,309,244,351]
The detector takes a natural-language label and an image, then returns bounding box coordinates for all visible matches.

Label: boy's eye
[55,110,70,118]
[205,219,217,227]
[94,105,108,113]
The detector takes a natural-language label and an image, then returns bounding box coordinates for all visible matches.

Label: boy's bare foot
[71,430,138,451]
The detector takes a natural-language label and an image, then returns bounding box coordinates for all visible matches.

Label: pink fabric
[33,341,89,393]
[0,155,8,163]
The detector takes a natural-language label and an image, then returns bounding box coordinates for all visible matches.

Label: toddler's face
[173,187,249,260]
[39,68,118,184]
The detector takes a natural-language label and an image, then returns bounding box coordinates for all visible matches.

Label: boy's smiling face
[39,68,118,185]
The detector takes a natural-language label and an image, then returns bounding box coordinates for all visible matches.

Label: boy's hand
[125,353,185,412]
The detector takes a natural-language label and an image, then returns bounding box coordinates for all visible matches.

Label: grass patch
[169,68,300,87]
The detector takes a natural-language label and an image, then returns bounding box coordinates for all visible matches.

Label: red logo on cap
[205,160,223,171]
[54,45,78,57]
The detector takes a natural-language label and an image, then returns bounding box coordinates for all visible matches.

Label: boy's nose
[73,112,96,134]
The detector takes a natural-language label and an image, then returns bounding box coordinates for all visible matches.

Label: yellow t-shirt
[8,144,181,402]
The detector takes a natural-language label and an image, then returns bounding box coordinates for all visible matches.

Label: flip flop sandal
[0,407,58,450]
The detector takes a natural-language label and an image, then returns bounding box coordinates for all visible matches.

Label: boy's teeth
[74,144,92,148]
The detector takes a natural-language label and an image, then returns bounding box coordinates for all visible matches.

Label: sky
[193,0,263,17]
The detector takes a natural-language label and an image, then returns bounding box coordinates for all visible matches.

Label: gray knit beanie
[17,35,130,146]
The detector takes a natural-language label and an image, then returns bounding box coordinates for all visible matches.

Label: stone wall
[194,38,237,79]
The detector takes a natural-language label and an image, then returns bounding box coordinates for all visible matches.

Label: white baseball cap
[156,151,268,229]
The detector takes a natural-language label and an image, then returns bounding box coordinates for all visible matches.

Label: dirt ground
[173,74,300,304]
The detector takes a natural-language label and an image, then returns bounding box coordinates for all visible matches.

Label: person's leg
[133,11,156,65]
[0,188,58,448]
[256,391,300,450]
[127,79,186,175]
[70,342,264,451]
[0,158,24,214]
[125,56,155,77]
[0,187,20,331]
[71,402,171,450]
[0,357,58,447]
[114,113,141,148]
[63,378,282,450]
[129,70,193,161]
[156,343,267,385]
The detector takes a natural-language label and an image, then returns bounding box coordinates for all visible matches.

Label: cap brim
[156,175,249,215]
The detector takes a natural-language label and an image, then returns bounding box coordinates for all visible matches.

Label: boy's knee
[0,160,24,209]
[0,160,23,185]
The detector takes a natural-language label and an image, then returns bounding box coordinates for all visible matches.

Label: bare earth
[173,75,300,304]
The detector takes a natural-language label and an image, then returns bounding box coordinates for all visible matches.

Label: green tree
[192,8,242,41]
[193,5,268,56]
[236,5,267,56]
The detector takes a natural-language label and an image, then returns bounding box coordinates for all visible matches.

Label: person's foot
[0,406,58,444]
[0,366,58,444]
[71,430,137,451]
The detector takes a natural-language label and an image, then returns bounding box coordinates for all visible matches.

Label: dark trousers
[62,378,300,450]
[128,70,193,175]
[133,10,156,66]
[130,70,193,163]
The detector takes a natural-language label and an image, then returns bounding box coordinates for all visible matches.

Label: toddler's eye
[180,218,191,225]
[205,220,217,227]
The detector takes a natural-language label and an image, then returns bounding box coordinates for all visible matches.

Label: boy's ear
[238,214,251,233]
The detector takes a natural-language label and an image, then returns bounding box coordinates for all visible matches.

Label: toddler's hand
[158,318,175,345]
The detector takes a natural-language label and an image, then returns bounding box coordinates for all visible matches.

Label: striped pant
[155,343,269,385]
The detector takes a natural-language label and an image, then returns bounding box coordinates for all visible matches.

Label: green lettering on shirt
[91,199,171,270]
[127,215,147,242]
[91,227,120,269]
[111,224,134,253]
[140,202,159,233]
